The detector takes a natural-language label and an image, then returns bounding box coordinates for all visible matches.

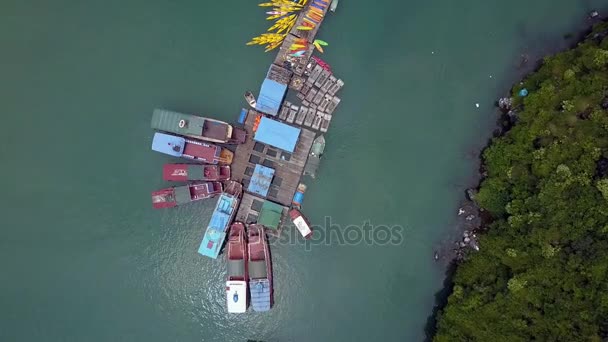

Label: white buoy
[475,103,480,108]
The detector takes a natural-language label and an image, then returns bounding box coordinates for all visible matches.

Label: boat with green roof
[151,108,246,144]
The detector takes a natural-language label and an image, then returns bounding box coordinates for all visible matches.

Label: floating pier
[167,0,346,246]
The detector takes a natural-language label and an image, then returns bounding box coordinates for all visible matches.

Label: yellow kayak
[297,26,313,31]
[314,42,324,53]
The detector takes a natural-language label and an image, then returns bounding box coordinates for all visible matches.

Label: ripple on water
[147,201,310,341]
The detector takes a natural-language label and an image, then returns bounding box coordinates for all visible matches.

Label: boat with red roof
[289,208,313,239]
[248,224,272,312]
[151,132,233,164]
[162,164,230,182]
[151,182,222,209]
[226,222,248,313]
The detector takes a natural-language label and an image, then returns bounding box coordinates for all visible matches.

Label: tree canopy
[435,22,608,342]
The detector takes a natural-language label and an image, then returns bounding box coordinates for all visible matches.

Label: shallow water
[0,0,605,341]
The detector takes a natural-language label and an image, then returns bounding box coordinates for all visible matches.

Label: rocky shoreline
[433,10,607,265]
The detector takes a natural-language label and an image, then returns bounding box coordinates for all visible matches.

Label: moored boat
[152,132,234,165]
[198,181,243,259]
[289,208,313,239]
[303,135,325,178]
[151,182,222,209]
[226,222,248,313]
[330,0,338,12]
[162,164,230,182]
[292,183,307,208]
[244,91,257,109]
[151,108,246,144]
[247,224,272,312]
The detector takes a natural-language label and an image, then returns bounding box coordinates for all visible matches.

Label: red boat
[151,182,222,209]
[248,224,272,312]
[289,208,313,239]
[162,164,230,182]
[226,222,248,313]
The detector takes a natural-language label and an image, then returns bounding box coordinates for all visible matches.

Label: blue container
[238,108,247,124]
[292,191,304,206]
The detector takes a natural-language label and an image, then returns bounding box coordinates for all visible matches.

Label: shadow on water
[422,7,608,341]
[423,261,457,341]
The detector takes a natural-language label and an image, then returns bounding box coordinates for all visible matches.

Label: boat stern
[151,189,177,209]
[226,281,248,313]
[198,229,227,259]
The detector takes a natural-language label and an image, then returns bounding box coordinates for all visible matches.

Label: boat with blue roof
[198,181,243,259]
[248,224,272,312]
[151,132,234,164]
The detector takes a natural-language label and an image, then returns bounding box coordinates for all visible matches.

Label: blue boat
[248,224,272,312]
[198,181,243,259]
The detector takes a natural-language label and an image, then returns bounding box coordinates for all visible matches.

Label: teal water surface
[0,0,604,341]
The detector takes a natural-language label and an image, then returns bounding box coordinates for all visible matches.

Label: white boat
[244,91,257,108]
[330,0,338,12]
[289,209,313,239]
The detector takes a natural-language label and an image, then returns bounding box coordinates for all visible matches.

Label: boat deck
[191,182,220,200]
[202,121,229,141]
[183,142,218,163]
[231,109,315,207]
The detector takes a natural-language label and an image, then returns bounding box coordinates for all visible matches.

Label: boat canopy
[228,259,245,278]
[250,279,271,312]
[198,229,226,259]
[187,165,205,180]
[151,132,185,157]
[248,164,275,197]
[226,281,247,313]
[152,109,207,136]
[254,117,301,153]
[258,200,283,230]
[249,260,268,279]
[209,194,237,231]
[174,185,192,205]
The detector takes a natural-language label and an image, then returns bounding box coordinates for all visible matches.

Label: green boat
[303,135,325,178]
[151,108,246,144]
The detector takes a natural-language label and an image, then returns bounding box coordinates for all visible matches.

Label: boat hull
[151,182,222,209]
[198,182,243,259]
[162,164,231,182]
[289,209,313,239]
[247,225,272,311]
[226,222,248,313]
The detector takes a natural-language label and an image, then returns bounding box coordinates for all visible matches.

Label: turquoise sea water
[0,0,605,341]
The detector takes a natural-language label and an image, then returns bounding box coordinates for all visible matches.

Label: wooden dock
[235,193,288,237]
[274,34,315,77]
[231,109,316,207]
[289,0,331,42]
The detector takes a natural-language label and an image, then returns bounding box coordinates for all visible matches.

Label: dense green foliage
[435,23,608,342]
